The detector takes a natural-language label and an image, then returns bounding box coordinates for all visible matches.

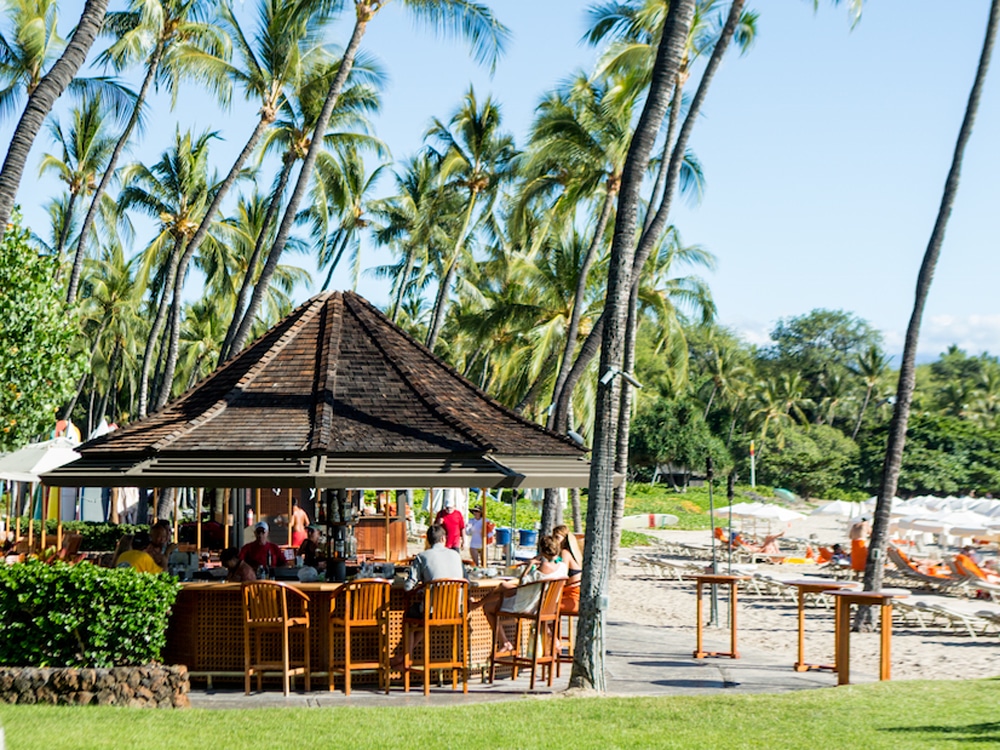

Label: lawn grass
[2,680,998,749]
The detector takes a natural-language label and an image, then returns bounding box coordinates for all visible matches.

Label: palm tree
[369,152,456,323]
[118,128,216,416]
[219,55,384,360]
[307,145,391,291]
[572,0,696,693]
[863,0,1000,610]
[66,0,227,303]
[0,0,109,240]
[424,86,517,351]
[228,0,510,358]
[750,373,812,448]
[38,95,116,263]
[849,344,890,439]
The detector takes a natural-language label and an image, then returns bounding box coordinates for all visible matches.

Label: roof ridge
[307,292,341,451]
[343,292,582,453]
[149,295,329,452]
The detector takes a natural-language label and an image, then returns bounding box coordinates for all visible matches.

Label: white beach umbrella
[0,437,80,482]
[811,500,861,518]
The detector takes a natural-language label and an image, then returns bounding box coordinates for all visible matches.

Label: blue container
[495,527,512,546]
[518,529,538,547]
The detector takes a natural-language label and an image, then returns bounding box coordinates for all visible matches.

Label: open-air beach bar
[42,291,590,693]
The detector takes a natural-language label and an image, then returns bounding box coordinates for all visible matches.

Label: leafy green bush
[14,519,147,552]
[0,560,180,667]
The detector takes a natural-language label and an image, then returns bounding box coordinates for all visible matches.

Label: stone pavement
[187,617,859,709]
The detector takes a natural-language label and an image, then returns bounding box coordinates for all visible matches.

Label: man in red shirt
[434,496,465,553]
[239,521,286,573]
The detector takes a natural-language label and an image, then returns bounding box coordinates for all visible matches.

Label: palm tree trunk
[851,384,873,440]
[137,236,183,418]
[571,0,695,693]
[642,78,683,236]
[219,153,295,363]
[0,0,109,244]
[634,0,746,277]
[856,0,1000,629]
[53,191,77,264]
[390,247,416,323]
[68,39,163,304]
[609,284,640,571]
[62,318,107,419]
[321,226,353,290]
[229,15,369,357]
[548,183,617,428]
[426,190,478,351]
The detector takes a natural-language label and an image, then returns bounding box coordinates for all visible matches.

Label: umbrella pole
[727,474,735,575]
[706,459,718,627]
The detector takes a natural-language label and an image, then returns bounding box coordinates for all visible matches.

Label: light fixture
[599,366,643,389]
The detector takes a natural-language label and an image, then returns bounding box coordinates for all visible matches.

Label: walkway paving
[187,617,857,709]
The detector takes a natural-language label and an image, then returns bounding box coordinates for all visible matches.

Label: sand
[608,518,1000,682]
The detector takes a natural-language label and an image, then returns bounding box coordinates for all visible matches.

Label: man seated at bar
[297,524,326,572]
[239,521,286,575]
[115,531,163,573]
[221,546,256,582]
[392,524,464,667]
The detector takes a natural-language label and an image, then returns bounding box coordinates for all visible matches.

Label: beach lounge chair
[886,545,966,594]
[949,555,1000,602]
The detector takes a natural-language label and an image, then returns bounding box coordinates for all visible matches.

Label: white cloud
[916,314,1000,357]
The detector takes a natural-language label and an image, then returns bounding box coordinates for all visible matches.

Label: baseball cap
[255,521,268,532]
[444,496,455,508]
[306,524,320,533]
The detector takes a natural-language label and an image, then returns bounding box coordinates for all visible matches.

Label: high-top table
[782,578,859,672]
[686,573,750,659]
[827,588,909,685]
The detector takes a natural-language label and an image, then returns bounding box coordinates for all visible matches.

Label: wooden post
[152,488,159,521]
[110,487,119,524]
[196,488,203,552]
[223,488,231,550]
[286,488,292,547]
[173,488,180,547]
[40,484,47,552]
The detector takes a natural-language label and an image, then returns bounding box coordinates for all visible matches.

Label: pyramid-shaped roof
[44,292,588,489]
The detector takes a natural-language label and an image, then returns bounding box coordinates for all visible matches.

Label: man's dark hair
[220,547,239,565]
[427,524,447,546]
[132,531,151,550]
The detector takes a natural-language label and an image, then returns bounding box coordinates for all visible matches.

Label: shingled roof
[43,292,589,489]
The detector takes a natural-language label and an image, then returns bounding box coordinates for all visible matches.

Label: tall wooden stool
[401,579,469,695]
[329,579,390,694]
[242,581,311,695]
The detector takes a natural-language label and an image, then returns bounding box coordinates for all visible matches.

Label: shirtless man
[290,498,310,548]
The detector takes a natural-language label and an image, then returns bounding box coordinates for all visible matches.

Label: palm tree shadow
[884,721,1000,743]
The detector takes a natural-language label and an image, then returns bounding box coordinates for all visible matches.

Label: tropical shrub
[0,559,180,667]
[756,424,858,499]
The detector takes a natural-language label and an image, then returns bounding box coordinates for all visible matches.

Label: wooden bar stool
[401,579,469,695]
[686,574,750,659]
[490,577,566,690]
[329,579,390,695]
[242,581,311,695]
[556,581,579,677]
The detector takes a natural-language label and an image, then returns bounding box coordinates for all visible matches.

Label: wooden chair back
[339,579,390,626]
[421,579,468,625]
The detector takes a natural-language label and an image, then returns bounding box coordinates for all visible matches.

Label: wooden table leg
[729,582,739,659]
[694,582,705,658]
[795,588,806,671]
[832,596,840,672]
[836,600,851,686]
[880,602,892,681]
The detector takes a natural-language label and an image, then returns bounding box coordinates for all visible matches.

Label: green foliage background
[0,211,84,451]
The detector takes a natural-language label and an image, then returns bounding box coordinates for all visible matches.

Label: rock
[95,689,115,706]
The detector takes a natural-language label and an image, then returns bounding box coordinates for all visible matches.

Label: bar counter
[163,579,502,686]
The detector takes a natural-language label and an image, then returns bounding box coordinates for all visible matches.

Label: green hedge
[0,560,180,667]
[14,519,146,552]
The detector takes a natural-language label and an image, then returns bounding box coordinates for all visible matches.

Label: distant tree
[757,423,857,499]
[0,211,84,450]
[630,398,730,490]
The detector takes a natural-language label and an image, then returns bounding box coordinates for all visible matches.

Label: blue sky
[9,0,1000,359]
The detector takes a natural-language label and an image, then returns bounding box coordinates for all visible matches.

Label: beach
[610,518,1000,682]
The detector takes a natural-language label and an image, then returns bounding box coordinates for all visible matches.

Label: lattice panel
[166,581,502,687]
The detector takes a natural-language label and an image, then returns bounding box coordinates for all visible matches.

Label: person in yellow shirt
[115,531,164,574]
